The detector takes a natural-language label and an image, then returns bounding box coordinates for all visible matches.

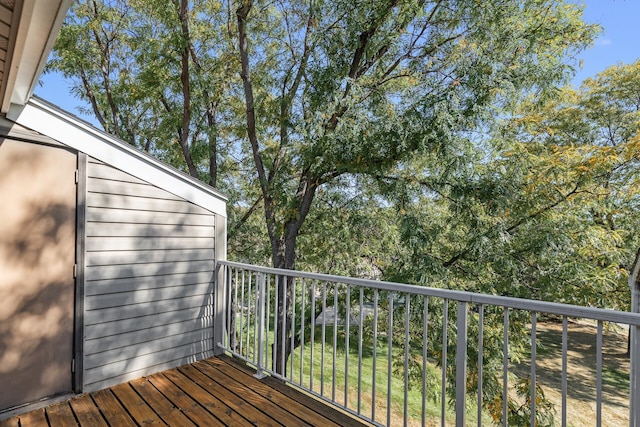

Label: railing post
[456,302,468,427]
[631,286,640,427]
[213,262,226,355]
[255,272,267,379]
[213,215,227,355]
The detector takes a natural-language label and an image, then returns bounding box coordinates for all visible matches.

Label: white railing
[214,260,640,427]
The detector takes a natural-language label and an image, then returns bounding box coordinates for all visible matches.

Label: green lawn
[248,324,492,426]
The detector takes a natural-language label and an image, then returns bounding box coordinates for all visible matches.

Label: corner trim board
[74,152,87,393]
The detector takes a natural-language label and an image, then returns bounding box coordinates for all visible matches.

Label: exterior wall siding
[83,158,216,392]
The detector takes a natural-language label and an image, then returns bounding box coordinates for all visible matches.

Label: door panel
[0,139,76,410]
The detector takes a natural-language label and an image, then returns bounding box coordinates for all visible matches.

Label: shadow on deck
[0,355,373,426]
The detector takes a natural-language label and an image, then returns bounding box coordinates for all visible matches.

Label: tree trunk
[207,103,218,187]
[176,0,199,179]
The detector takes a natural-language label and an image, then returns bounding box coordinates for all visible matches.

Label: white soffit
[9,97,228,217]
[2,0,72,113]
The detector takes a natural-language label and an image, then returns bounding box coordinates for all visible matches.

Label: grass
[233,314,631,426]
[304,338,495,426]
[241,322,492,426]
[514,319,630,427]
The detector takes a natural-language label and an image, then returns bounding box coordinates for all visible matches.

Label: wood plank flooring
[0,356,372,426]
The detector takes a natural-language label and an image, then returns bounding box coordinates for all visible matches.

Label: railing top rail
[217,260,640,325]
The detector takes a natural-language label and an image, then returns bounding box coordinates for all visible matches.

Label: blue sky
[572,0,640,84]
[34,0,640,122]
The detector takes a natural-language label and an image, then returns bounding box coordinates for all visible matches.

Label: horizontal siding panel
[86,260,213,281]
[85,329,213,370]
[86,222,213,238]
[84,341,213,388]
[86,236,213,251]
[85,307,212,340]
[85,317,213,355]
[87,161,148,185]
[83,352,214,393]
[87,192,211,215]
[86,208,215,226]
[86,248,215,267]
[88,178,184,202]
[85,282,214,310]
[85,294,212,325]
[85,271,214,296]
[82,158,221,392]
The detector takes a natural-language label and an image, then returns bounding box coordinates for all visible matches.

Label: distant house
[0,1,226,414]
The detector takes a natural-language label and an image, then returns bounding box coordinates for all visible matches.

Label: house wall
[0,138,76,410]
[82,158,218,392]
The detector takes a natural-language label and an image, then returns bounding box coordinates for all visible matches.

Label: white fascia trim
[2,0,73,112]
[10,98,227,217]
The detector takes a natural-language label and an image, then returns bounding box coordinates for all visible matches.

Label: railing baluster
[332,282,338,402]
[531,312,537,427]
[345,285,351,408]
[233,267,238,351]
[266,274,271,372]
[223,265,230,350]
[321,281,327,397]
[388,292,394,427]
[404,294,410,427]
[248,272,253,360]
[240,269,245,357]
[358,287,364,415]
[273,274,279,375]
[441,299,448,427]
[254,272,266,379]
[456,301,467,427]
[562,315,568,427]
[632,322,640,427]
[422,296,429,427]
[281,275,287,377]
[291,277,296,381]
[596,320,603,427]
[503,307,509,427]
[477,304,484,427]
[372,289,378,423]
[300,278,306,387]
[310,280,316,392]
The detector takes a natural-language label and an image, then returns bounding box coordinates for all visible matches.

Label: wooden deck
[0,355,372,427]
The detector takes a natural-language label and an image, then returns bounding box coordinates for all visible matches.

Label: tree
[382,60,640,424]
[47,0,238,186]
[50,0,598,382]
[234,0,596,374]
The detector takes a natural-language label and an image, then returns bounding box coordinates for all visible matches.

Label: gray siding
[83,159,216,392]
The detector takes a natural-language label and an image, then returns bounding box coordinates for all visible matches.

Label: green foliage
[373,60,640,426]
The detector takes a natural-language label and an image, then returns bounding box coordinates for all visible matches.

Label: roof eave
[8,96,228,216]
[1,0,72,113]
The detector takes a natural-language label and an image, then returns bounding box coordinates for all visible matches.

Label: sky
[34,0,640,124]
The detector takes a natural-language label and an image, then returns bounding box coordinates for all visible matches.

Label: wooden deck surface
[0,355,372,427]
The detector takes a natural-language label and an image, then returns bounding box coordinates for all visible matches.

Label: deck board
[201,358,345,427]
[193,360,311,426]
[176,363,276,426]
[68,394,109,427]
[146,373,224,427]
[218,355,369,427]
[91,389,137,427]
[163,368,249,427]
[2,356,373,427]
[109,383,166,426]
[129,377,196,427]
[45,402,77,427]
